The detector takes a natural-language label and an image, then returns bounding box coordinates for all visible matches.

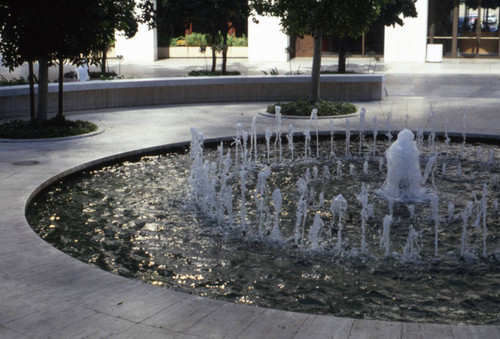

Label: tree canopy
[253,0,417,101]
[254,0,382,39]
[465,0,500,9]
[376,0,418,27]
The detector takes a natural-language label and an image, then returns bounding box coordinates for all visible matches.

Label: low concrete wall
[159,46,248,58]
[0,74,385,119]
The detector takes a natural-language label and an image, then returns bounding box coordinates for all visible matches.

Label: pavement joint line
[289,313,310,339]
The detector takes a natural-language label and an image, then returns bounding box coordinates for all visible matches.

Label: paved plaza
[1,57,500,338]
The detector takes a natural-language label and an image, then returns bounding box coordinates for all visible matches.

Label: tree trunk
[475,0,482,56]
[37,57,49,122]
[338,38,347,73]
[101,49,107,75]
[222,34,228,75]
[310,27,323,103]
[56,57,65,122]
[28,61,35,121]
[211,44,217,73]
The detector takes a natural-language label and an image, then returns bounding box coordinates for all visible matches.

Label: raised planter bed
[0,74,386,119]
[159,46,248,58]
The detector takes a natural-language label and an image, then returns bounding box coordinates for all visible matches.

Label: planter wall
[0,74,385,119]
[159,46,248,58]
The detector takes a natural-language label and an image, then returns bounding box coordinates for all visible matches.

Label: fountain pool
[27,117,500,325]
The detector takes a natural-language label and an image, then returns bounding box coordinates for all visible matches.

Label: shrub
[188,70,241,76]
[169,37,186,46]
[0,75,30,86]
[0,118,98,139]
[169,33,247,47]
[267,100,357,117]
[185,32,208,47]
[227,34,248,47]
[89,71,118,80]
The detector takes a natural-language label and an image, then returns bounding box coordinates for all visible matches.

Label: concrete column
[114,1,158,62]
[248,14,289,61]
[384,0,429,62]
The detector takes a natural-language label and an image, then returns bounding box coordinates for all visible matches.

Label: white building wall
[114,1,158,62]
[384,0,429,62]
[115,22,158,62]
[248,14,289,61]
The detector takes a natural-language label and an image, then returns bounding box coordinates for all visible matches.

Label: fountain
[379,129,427,202]
[27,107,500,325]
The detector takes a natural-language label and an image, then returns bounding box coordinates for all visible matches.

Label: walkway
[0,58,499,338]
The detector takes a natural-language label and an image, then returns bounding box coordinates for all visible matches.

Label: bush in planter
[0,75,31,86]
[89,71,119,80]
[188,70,241,76]
[169,37,186,46]
[169,33,247,47]
[0,118,98,139]
[227,34,247,47]
[267,99,357,117]
[185,32,208,47]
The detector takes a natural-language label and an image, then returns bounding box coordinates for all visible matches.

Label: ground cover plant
[188,70,241,76]
[0,118,98,139]
[267,99,357,117]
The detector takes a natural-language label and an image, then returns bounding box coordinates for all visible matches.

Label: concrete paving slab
[181,302,264,338]
[450,324,500,339]
[108,323,201,339]
[0,326,30,339]
[235,308,310,338]
[2,301,96,338]
[50,312,137,339]
[401,322,454,339]
[349,319,402,339]
[142,295,225,332]
[292,314,354,339]
[0,289,60,324]
[97,288,186,323]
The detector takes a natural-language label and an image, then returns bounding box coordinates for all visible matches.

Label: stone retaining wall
[0,74,385,119]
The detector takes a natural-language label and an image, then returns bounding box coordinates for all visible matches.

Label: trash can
[426,44,443,63]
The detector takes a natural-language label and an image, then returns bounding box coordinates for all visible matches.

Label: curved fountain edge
[20,128,500,337]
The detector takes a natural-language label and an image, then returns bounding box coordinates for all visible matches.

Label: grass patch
[0,118,98,139]
[188,70,241,76]
[267,100,357,117]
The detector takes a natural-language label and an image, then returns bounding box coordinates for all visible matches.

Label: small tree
[253,0,417,102]
[91,0,139,76]
[0,1,49,120]
[254,0,384,102]
[155,0,250,74]
[336,0,418,73]
[0,0,153,121]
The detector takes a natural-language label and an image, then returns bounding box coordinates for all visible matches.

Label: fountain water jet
[379,129,428,202]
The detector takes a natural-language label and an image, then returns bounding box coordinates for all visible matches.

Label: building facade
[115,0,500,63]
